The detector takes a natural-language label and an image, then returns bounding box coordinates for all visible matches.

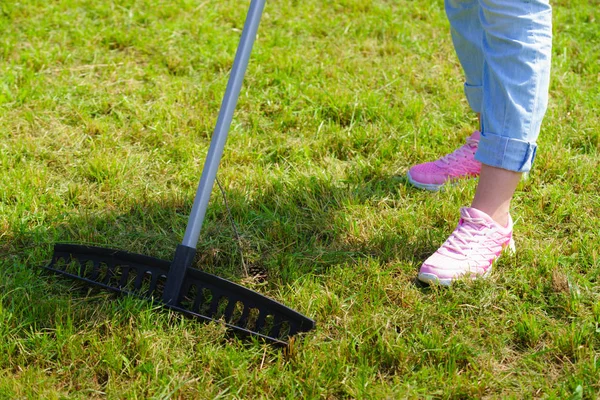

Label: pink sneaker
[407,131,481,191]
[418,207,515,286]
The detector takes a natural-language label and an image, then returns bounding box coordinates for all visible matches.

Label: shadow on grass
[0,172,439,335]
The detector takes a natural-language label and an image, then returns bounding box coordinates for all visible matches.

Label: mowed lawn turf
[1,0,599,398]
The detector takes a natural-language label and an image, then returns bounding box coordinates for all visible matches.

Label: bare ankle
[470,206,510,227]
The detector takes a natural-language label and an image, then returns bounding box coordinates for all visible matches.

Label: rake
[42,0,315,346]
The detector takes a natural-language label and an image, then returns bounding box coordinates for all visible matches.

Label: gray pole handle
[182,0,266,249]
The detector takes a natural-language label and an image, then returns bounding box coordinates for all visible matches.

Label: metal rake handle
[183,0,266,249]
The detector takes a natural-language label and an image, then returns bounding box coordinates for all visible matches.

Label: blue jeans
[446,0,553,172]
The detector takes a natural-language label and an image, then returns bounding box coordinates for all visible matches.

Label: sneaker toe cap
[408,163,447,185]
[419,262,458,281]
[419,253,485,281]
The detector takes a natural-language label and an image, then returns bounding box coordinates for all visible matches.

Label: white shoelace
[442,216,498,257]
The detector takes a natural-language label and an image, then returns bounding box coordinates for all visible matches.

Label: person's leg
[471,165,521,226]
[407,0,483,191]
[470,0,552,225]
[446,0,484,116]
[418,0,552,285]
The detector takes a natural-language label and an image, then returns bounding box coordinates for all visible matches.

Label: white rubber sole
[406,171,444,191]
[417,238,516,287]
[406,171,482,192]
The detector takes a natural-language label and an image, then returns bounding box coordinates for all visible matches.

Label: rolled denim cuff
[464,83,483,114]
[475,131,538,173]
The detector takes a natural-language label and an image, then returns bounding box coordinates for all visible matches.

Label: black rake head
[42,243,315,346]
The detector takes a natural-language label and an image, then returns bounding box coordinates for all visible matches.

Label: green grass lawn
[1,0,599,398]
